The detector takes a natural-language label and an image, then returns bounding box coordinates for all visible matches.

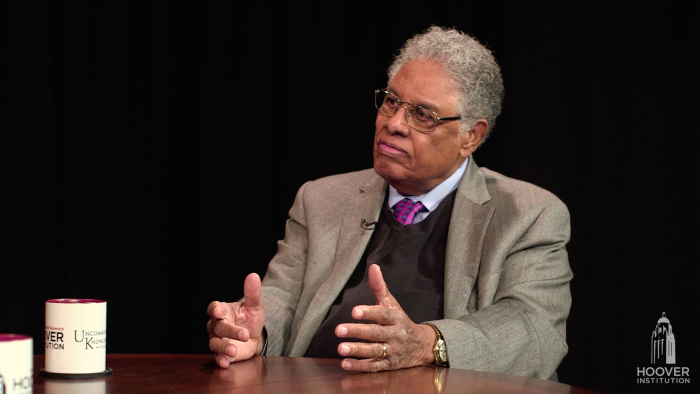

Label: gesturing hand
[207,273,265,368]
[335,264,436,372]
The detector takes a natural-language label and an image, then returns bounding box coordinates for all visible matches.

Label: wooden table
[32,354,600,393]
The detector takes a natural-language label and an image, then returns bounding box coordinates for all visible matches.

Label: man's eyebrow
[386,87,439,111]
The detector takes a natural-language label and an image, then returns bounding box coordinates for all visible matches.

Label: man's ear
[459,119,488,158]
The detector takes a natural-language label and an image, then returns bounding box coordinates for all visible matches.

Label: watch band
[422,322,449,367]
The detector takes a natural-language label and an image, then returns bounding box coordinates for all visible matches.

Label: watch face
[436,339,447,363]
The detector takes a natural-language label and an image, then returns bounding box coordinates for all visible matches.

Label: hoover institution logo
[637,312,690,384]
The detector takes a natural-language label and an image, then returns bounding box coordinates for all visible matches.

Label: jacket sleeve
[256,181,313,356]
[428,198,573,380]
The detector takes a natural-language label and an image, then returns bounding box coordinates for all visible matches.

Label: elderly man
[207,26,572,380]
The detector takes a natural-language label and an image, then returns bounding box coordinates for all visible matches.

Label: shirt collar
[388,157,469,211]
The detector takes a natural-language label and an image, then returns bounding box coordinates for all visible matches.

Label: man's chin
[373,161,398,182]
[374,163,412,191]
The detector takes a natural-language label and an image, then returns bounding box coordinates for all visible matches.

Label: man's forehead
[387,60,458,111]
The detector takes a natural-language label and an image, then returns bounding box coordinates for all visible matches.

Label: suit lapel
[289,173,387,356]
[444,157,494,318]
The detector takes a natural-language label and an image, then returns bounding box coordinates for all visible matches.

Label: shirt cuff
[259,325,268,356]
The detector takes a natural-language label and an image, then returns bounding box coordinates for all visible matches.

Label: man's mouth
[378,141,405,155]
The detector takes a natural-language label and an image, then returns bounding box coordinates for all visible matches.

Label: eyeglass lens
[375,90,437,132]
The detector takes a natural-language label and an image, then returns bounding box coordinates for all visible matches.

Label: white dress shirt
[387,157,469,224]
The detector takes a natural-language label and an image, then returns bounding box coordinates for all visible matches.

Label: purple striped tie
[393,198,425,225]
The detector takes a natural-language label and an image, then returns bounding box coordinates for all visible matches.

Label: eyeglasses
[374,89,461,133]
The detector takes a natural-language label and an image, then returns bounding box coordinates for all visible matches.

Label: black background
[2,2,698,393]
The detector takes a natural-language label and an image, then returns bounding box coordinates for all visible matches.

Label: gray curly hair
[388,26,504,143]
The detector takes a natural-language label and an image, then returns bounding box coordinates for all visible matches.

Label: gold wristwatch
[422,322,449,367]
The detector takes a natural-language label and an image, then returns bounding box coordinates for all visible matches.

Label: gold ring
[377,343,387,360]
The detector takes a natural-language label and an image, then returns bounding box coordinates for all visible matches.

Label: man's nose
[386,105,410,135]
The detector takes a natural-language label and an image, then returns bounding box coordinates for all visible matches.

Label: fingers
[210,319,250,342]
[242,273,263,309]
[350,305,398,325]
[367,264,400,309]
[367,264,389,305]
[207,301,229,320]
[336,318,406,345]
[333,305,398,342]
[206,272,264,369]
[209,336,238,359]
[215,354,232,368]
[207,302,240,341]
[337,341,387,360]
[341,357,391,373]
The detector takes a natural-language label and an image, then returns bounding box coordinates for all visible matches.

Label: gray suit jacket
[259,157,573,380]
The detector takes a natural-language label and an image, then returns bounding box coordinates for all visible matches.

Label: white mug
[0,334,33,394]
[44,299,107,375]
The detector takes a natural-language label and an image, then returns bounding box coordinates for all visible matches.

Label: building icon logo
[637,312,690,384]
[651,312,675,364]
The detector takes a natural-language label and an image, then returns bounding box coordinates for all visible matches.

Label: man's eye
[414,107,434,122]
[384,96,399,107]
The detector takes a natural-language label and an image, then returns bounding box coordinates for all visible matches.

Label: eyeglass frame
[374,89,462,133]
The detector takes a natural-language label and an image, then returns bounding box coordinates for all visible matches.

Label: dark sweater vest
[304,190,456,359]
